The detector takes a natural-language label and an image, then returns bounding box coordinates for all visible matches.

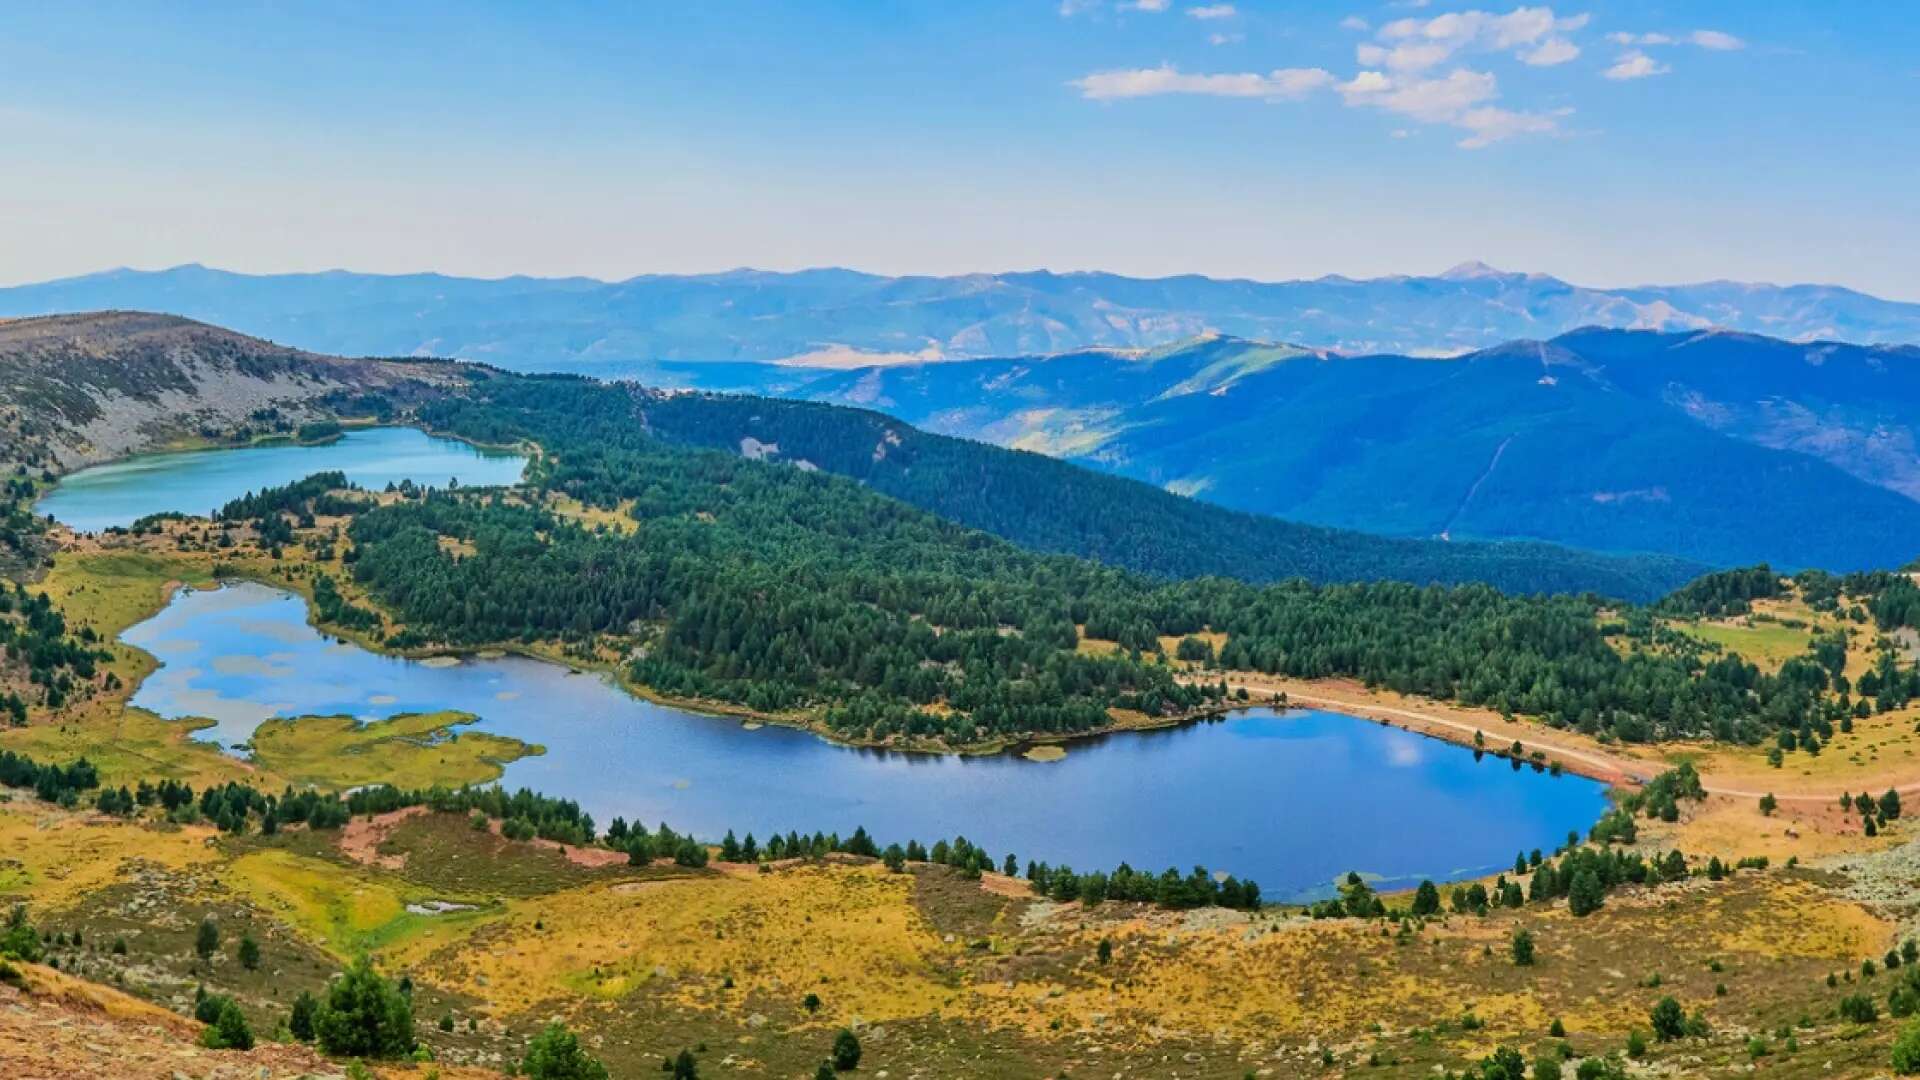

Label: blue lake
[36,427,526,533]
[122,580,1611,900]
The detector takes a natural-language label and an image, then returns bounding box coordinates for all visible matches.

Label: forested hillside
[636,392,1702,601]
[0,312,1702,601]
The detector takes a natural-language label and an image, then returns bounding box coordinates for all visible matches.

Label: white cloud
[1058,0,1102,15]
[1606,31,1672,46]
[1455,105,1565,148]
[1370,6,1590,72]
[1126,0,1172,10]
[1072,5,1582,151]
[1603,50,1670,80]
[1605,28,1744,51]
[1337,70,1393,98]
[1339,67,1498,122]
[1519,37,1579,66]
[1337,66,1564,147]
[1688,29,1744,50]
[1357,40,1454,72]
[1209,32,1245,45]
[1072,63,1335,100]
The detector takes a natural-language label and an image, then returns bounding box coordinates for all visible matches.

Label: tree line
[1,748,1259,912]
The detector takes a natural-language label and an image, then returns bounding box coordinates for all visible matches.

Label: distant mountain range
[743,330,1920,571]
[6,264,1918,573]
[1,261,1916,369]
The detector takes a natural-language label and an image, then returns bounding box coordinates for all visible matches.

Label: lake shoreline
[159,562,1633,788]
[116,577,1617,898]
[272,579,1256,762]
[192,569,1633,811]
[1198,673,1654,793]
[35,423,530,535]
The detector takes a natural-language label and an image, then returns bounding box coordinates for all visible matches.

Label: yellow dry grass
[0,706,254,789]
[546,493,638,535]
[1660,701,1920,798]
[1647,793,1882,863]
[972,913,1546,1049]
[12,957,196,1030]
[1709,877,1885,959]
[0,802,218,910]
[1156,630,1229,669]
[431,862,956,1023]
[1073,629,1119,657]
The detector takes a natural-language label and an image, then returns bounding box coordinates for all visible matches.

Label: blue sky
[2,2,1915,296]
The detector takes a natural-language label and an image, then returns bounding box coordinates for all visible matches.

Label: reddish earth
[339,804,429,869]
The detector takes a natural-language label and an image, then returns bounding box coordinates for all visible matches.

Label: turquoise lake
[120,581,1611,901]
[35,426,526,532]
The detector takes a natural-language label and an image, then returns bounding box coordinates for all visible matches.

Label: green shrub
[1893,1017,1920,1074]
[314,955,415,1059]
[832,1028,862,1071]
[520,1021,609,1080]
[198,996,254,1051]
[1650,997,1685,1041]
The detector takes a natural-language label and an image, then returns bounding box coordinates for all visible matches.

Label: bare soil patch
[339,803,428,870]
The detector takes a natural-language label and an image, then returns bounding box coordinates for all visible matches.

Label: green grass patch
[246,710,539,791]
[1672,618,1815,672]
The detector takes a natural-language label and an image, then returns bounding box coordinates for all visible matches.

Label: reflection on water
[36,427,526,533]
[125,581,1610,900]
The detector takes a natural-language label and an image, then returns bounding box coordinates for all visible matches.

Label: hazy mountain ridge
[776,329,1920,572]
[2,261,1915,370]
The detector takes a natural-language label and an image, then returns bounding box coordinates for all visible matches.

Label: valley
[6,314,1920,1079]
[10,7,1918,1076]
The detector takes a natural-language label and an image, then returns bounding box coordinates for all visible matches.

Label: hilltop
[0,312,464,473]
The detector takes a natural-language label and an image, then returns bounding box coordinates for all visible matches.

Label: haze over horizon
[2,3,1915,297]
[24,258,1919,303]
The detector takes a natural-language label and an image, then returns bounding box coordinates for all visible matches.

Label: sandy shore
[1208,671,1920,807]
